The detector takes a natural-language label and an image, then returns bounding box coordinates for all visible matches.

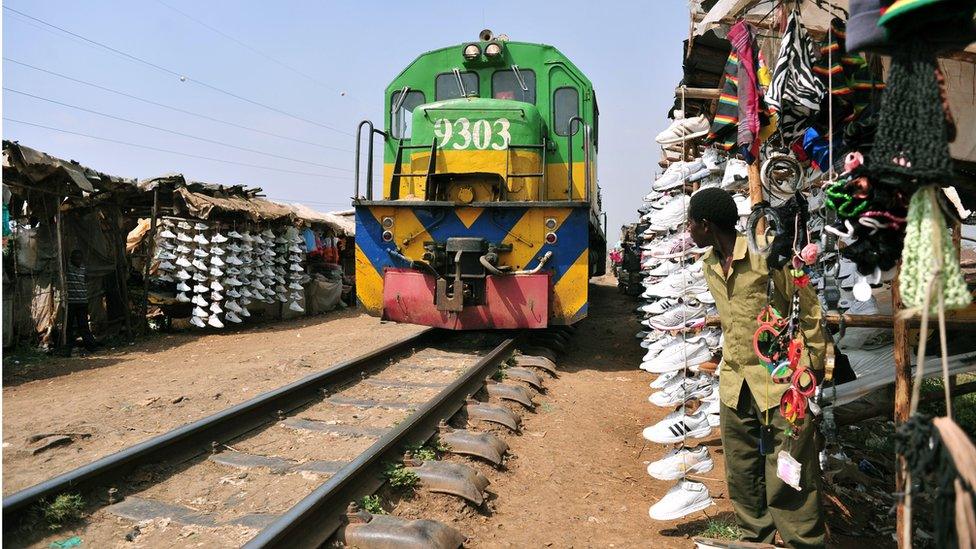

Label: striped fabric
[707,52,742,151]
[814,17,886,123]
[766,10,826,142]
[66,264,88,304]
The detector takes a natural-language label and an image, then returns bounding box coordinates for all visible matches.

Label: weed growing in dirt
[360,495,385,514]
[384,463,419,491]
[435,439,450,453]
[406,442,438,461]
[699,517,742,540]
[41,493,85,530]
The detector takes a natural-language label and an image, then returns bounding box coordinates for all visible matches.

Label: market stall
[629,1,976,546]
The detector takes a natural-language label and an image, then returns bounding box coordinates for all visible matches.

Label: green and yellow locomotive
[353,30,604,329]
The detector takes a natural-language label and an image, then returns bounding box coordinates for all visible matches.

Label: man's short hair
[689,187,738,231]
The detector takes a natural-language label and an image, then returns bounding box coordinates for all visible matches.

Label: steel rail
[244,337,517,549]
[2,328,441,528]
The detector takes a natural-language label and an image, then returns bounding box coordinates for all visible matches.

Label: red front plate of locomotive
[381,268,550,329]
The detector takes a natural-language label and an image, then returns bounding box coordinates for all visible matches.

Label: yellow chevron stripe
[502,207,572,271]
[552,248,589,321]
[455,207,483,229]
[355,243,384,314]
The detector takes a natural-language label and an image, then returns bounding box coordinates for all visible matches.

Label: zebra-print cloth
[766,10,826,142]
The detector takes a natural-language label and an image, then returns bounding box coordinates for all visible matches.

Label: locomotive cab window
[553,87,580,136]
[492,69,535,104]
[436,72,479,100]
[391,89,425,139]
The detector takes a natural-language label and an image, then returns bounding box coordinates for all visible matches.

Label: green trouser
[719,381,825,549]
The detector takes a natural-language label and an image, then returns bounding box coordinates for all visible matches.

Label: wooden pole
[54,202,69,348]
[891,270,912,548]
[140,188,159,329]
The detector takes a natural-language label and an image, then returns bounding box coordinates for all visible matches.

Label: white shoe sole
[656,128,709,146]
[644,351,711,374]
[642,422,712,444]
[648,495,714,521]
[647,458,715,481]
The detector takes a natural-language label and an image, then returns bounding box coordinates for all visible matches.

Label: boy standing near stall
[62,249,99,356]
[687,188,826,549]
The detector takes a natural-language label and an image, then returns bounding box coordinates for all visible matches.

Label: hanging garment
[766,10,826,143]
[707,50,742,152]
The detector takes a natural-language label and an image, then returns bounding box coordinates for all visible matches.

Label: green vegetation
[406,442,438,461]
[360,494,385,514]
[383,463,419,490]
[698,517,742,540]
[920,374,976,437]
[42,493,85,530]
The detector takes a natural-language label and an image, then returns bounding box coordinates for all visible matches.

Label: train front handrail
[567,116,591,202]
[354,120,388,200]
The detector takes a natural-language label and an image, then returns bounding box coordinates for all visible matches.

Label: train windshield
[492,69,535,104]
[436,71,479,100]
[391,89,425,139]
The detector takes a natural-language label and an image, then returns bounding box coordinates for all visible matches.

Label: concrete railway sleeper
[3,329,566,548]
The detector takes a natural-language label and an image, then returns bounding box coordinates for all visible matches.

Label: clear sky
[2,1,688,240]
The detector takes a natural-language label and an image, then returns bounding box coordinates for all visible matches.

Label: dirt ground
[386,276,737,548]
[2,307,423,495]
[2,278,791,547]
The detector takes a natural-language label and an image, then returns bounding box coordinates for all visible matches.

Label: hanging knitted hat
[899,185,972,313]
[867,41,952,189]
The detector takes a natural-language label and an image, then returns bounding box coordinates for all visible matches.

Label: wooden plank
[891,272,912,549]
[675,86,721,100]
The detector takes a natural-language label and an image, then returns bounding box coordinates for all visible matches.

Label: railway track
[4,327,568,548]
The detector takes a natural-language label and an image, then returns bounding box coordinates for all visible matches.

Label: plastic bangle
[747,204,780,257]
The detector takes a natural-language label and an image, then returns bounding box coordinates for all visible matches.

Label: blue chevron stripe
[527,207,588,285]
[355,206,402,271]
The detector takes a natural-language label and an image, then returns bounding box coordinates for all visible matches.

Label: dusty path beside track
[2,308,423,495]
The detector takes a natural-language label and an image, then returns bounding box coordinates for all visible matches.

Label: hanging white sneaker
[211,292,223,301]
[209,302,223,314]
[210,246,225,256]
[207,315,224,329]
[176,244,192,254]
[288,281,303,291]
[193,234,210,245]
[225,311,243,323]
[190,316,207,328]
[648,377,714,408]
[193,283,209,294]
[158,274,175,282]
[642,410,712,444]
[191,295,207,307]
[288,301,305,313]
[650,370,683,390]
[647,446,714,481]
[211,233,228,243]
[176,256,192,268]
[177,269,192,280]
[224,300,243,313]
[176,292,191,303]
[159,229,176,239]
[226,288,241,298]
[209,267,224,277]
[228,230,243,239]
[647,480,715,521]
[192,272,207,282]
[192,259,208,270]
[238,306,251,317]
[177,233,193,243]
[158,260,176,271]
[193,222,209,231]
[177,281,191,292]
[193,248,208,258]
[192,306,208,318]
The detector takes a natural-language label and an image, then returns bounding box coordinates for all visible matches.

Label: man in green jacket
[687,188,826,548]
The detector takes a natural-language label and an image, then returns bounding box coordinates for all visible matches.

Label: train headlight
[545,232,558,245]
[381,216,394,229]
[382,230,394,242]
[544,217,557,230]
[485,41,503,57]
[462,43,481,60]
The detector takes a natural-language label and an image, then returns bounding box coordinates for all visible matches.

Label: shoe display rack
[151,218,309,329]
[635,116,726,523]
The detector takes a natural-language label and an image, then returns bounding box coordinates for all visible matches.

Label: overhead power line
[153,0,364,109]
[4,58,353,153]
[3,6,354,137]
[4,118,346,179]
[5,87,353,173]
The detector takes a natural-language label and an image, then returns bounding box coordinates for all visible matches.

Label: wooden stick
[891,270,912,549]
[55,203,69,347]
